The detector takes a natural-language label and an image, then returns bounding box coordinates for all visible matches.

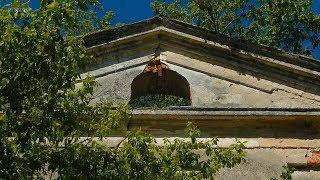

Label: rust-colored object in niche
[143,55,169,77]
[307,151,320,166]
[130,54,191,101]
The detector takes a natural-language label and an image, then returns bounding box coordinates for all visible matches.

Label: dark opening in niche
[130,63,191,108]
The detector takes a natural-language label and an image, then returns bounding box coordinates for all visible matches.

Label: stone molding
[82,17,320,96]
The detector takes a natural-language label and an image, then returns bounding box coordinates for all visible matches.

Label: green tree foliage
[0,1,245,178]
[151,0,320,56]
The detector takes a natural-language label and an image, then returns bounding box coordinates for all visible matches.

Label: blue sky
[101,0,320,59]
[4,0,320,59]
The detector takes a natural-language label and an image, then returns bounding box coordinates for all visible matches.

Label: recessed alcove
[130,65,191,108]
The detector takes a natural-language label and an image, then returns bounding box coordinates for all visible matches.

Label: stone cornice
[131,108,320,120]
[129,108,320,139]
[82,17,320,96]
[84,17,320,71]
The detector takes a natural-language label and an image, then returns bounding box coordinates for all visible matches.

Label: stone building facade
[81,17,320,179]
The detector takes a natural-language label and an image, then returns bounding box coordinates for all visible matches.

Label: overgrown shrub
[131,94,191,108]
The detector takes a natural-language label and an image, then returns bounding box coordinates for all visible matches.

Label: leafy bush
[130,94,191,108]
[0,1,245,179]
[43,122,246,179]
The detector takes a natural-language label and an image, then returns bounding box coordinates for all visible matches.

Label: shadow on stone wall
[130,69,191,103]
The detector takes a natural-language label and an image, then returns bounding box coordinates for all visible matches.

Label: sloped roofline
[83,17,320,71]
[82,17,320,95]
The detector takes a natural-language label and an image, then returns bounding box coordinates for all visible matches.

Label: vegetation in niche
[130,94,191,108]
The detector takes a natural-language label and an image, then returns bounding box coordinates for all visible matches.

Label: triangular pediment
[80,17,320,108]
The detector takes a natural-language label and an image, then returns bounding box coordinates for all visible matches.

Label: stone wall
[80,20,320,179]
[80,49,320,108]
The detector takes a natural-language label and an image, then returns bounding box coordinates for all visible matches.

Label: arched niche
[130,68,191,106]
